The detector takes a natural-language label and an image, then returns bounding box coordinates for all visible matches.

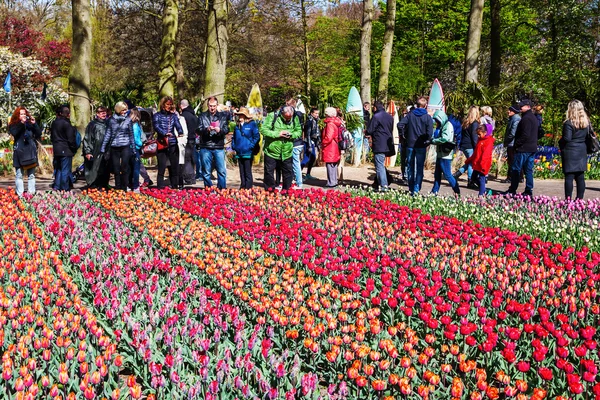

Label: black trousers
[181,142,196,186]
[238,158,253,189]
[264,154,293,190]
[157,145,179,189]
[110,146,132,191]
[564,171,585,200]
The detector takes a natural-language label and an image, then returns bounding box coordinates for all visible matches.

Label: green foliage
[307,15,361,106]
[90,84,158,110]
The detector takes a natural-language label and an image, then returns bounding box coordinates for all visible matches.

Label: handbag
[141,139,160,158]
[141,115,171,158]
[585,127,600,155]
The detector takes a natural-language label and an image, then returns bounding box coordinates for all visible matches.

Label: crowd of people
[5,95,595,200]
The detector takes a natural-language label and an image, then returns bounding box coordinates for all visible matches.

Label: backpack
[338,125,353,151]
[447,114,462,150]
[75,130,82,149]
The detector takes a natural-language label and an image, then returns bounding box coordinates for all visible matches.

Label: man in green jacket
[260,105,302,190]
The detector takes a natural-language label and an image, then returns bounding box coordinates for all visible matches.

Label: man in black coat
[197,97,230,189]
[397,97,433,193]
[366,101,394,191]
[51,105,77,191]
[506,99,538,196]
[180,99,199,185]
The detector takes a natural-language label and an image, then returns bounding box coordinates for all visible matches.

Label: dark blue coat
[398,108,433,149]
[232,120,260,158]
[366,106,395,155]
[152,110,184,146]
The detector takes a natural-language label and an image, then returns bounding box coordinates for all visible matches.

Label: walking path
[1,165,599,199]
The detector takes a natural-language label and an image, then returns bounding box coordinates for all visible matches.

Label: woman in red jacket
[455,124,494,196]
[321,107,342,187]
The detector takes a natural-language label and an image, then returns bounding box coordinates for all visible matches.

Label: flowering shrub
[0,47,68,135]
[0,189,123,399]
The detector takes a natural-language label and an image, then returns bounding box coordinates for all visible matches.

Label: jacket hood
[433,110,448,126]
[324,116,342,126]
[482,123,494,137]
[413,108,428,116]
[113,114,127,123]
[373,103,386,113]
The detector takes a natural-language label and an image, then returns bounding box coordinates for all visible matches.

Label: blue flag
[3,71,11,93]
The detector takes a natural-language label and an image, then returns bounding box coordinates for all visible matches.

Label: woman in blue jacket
[232,108,259,189]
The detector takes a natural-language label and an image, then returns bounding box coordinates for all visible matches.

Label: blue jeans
[54,156,72,191]
[292,145,303,187]
[373,153,388,188]
[472,170,487,196]
[432,158,460,194]
[462,148,474,180]
[195,148,201,179]
[509,152,535,195]
[131,149,141,190]
[406,147,427,193]
[15,167,36,196]
[199,148,226,189]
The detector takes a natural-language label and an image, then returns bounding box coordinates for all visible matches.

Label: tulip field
[1,187,599,399]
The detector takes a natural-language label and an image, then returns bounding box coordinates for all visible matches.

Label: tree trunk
[489,0,501,87]
[300,0,311,99]
[175,23,186,99]
[377,0,396,102]
[158,0,178,98]
[464,0,484,83]
[360,0,374,103]
[203,0,228,104]
[70,0,92,137]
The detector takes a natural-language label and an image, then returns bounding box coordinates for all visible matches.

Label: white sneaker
[275,185,282,191]
[134,188,140,193]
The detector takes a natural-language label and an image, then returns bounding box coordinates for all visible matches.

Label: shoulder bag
[142,114,171,158]
[585,126,600,155]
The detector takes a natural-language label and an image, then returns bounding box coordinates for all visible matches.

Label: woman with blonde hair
[480,106,495,132]
[101,101,135,190]
[460,105,480,188]
[559,100,591,200]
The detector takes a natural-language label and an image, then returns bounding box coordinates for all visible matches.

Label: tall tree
[489,0,501,87]
[360,0,373,103]
[464,0,484,83]
[300,0,311,99]
[70,0,92,135]
[377,0,396,102]
[158,0,178,98]
[203,0,228,103]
